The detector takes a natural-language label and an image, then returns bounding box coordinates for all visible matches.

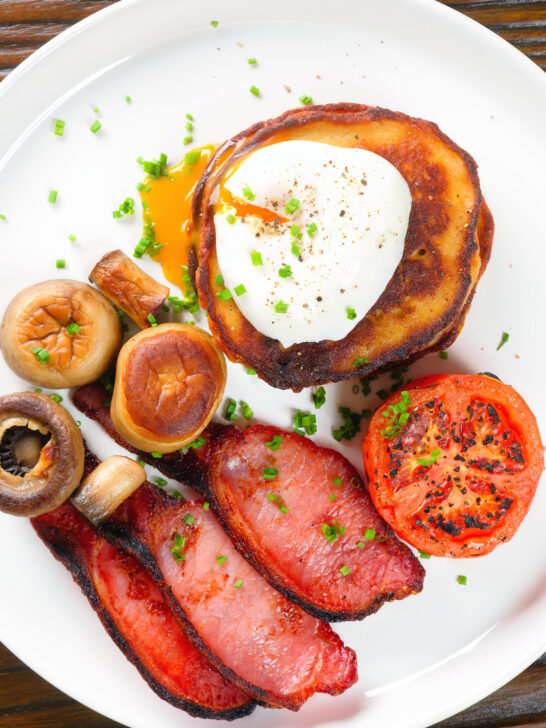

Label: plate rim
[0,1,544,727]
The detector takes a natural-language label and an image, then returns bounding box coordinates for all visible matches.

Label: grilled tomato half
[362,374,543,557]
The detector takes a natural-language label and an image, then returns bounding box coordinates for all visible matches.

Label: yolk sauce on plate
[139,145,287,292]
[138,145,214,289]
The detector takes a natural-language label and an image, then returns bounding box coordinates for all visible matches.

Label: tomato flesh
[363,375,544,557]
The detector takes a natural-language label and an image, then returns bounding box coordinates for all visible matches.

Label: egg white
[214,140,411,347]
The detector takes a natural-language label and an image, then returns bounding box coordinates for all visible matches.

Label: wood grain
[0,1,544,727]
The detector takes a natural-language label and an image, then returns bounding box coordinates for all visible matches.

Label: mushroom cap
[1,279,122,388]
[111,323,227,454]
[0,392,84,517]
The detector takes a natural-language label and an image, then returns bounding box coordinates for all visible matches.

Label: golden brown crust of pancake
[193,103,490,390]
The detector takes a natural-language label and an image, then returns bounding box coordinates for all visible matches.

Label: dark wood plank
[432,662,546,727]
[445,0,546,68]
[0,701,125,728]
[0,1,115,24]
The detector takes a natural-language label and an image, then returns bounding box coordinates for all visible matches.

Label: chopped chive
[242,185,255,201]
[90,120,102,134]
[185,149,201,165]
[312,385,326,409]
[332,405,363,442]
[321,520,345,542]
[291,242,301,256]
[248,57,257,65]
[353,357,365,367]
[239,400,253,419]
[329,494,336,501]
[171,490,183,499]
[224,398,238,422]
[278,264,292,278]
[184,513,195,526]
[290,224,302,239]
[215,274,224,285]
[203,502,210,510]
[439,350,448,360]
[274,300,289,313]
[417,448,442,468]
[226,213,236,224]
[339,565,351,576]
[151,451,162,459]
[357,541,365,548]
[284,198,300,214]
[457,575,468,585]
[294,411,317,435]
[113,197,135,218]
[34,388,42,393]
[333,477,341,486]
[267,492,288,513]
[178,436,206,453]
[346,307,357,320]
[125,95,132,103]
[66,322,81,335]
[93,106,100,113]
[49,394,63,403]
[249,85,260,96]
[154,477,167,487]
[234,283,246,296]
[497,331,510,350]
[364,528,375,540]
[211,20,219,27]
[265,434,283,450]
[183,135,193,145]
[186,113,194,121]
[233,579,243,588]
[55,259,66,269]
[307,222,318,237]
[250,250,263,266]
[419,551,431,559]
[185,121,193,131]
[48,190,58,204]
[147,313,157,327]
[54,119,65,136]
[299,94,313,106]
[246,367,256,375]
[0,214,6,220]
[137,458,145,467]
[216,289,232,301]
[216,555,227,565]
[68,233,76,242]
[262,467,278,480]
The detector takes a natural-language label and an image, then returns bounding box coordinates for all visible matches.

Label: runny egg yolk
[138,145,215,288]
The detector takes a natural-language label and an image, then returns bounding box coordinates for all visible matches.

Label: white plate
[0,1,545,727]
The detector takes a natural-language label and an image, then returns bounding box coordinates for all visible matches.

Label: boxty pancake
[192,103,493,390]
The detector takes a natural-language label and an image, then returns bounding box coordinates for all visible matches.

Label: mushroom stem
[71,455,146,525]
[90,250,170,330]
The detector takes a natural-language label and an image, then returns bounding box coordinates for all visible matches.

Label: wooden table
[0,2,544,727]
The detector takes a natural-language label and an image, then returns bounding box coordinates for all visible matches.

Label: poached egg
[214,140,411,348]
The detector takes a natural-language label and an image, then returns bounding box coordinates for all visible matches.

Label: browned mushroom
[1,280,122,389]
[90,249,170,329]
[0,392,84,517]
[111,323,226,454]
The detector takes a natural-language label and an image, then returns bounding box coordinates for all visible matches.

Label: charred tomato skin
[362,374,544,557]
